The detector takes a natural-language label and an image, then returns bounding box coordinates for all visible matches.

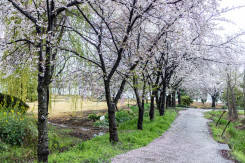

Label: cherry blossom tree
[0,1,83,161]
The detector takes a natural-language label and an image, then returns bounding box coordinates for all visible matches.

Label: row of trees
[0,0,244,162]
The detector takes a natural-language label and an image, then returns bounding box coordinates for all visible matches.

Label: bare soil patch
[48,110,108,141]
[220,150,239,163]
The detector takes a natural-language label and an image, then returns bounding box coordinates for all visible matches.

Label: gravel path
[111,109,232,163]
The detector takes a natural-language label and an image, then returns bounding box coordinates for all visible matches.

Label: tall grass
[205,111,245,162]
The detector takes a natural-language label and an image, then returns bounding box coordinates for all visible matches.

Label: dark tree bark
[37,42,50,162]
[37,75,49,162]
[104,80,118,142]
[211,95,216,108]
[159,86,166,116]
[177,89,181,105]
[37,1,55,160]
[229,85,238,120]
[149,94,155,121]
[227,85,232,119]
[133,76,144,130]
[156,92,160,110]
[172,91,176,107]
[166,94,171,108]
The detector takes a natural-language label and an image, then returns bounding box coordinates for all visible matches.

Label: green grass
[205,111,245,163]
[48,108,178,163]
[0,112,81,162]
[238,110,244,115]
[1,105,178,162]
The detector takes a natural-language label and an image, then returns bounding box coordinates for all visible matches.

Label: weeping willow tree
[0,67,38,102]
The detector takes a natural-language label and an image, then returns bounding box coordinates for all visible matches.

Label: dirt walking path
[111,109,233,163]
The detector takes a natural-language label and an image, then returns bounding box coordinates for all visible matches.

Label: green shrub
[181,96,193,106]
[94,109,134,128]
[88,113,101,122]
[0,93,29,113]
[116,110,131,124]
[205,111,245,162]
[94,119,109,128]
[201,99,207,104]
[0,111,37,146]
[222,105,228,109]
[222,86,244,107]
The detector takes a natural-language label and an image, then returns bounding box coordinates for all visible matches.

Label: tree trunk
[166,94,171,108]
[104,80,118,142]
[149,92,155,121]
[156,92,159,110]
[146,95,149,104]
[227,85,232,119]
[133,76,144,130]
[138,103,144,130]
[211,96,216,108]
[37,79,49,162]
[172,91,176,107]
[37,41,49,162]
[159,86,166,116]
[177,90,181,105]
[230,86,238,120]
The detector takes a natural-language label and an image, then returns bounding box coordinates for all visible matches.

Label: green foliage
[222,105,228,109]
[48,125,81,154]
[201,99,207,104]
[222,86,244,107]
[0,111,37,146]
[205,111,245,162]
[88,113,101,122]
[1,67,38,102]
[48,108,178,163]
[181,96,194,106]
[0,93,29,113]
[115,110,131,124]
[94,109,136,128]
[0,113,81,162]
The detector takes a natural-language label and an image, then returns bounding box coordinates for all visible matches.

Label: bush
[201,99,207,104]
[88,113,101,122]
[116,110,131,124]
[222,87,244,107]
[0,93,29,113]
[181,96,193,106]
[222,105,228,109]
[0,111,37,146]
[94,109,133,128]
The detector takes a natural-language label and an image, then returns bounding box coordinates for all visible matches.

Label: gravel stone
[111,109,232,163]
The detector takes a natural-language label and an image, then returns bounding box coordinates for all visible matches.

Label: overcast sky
[219,0,245,35]
[0,1,245,38]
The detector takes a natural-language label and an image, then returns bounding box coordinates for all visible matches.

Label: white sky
[219,0,245,35]
[0,1,244,38]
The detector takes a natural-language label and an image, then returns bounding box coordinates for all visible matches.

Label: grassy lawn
[205,111,245,163]
[239,110,245,115]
